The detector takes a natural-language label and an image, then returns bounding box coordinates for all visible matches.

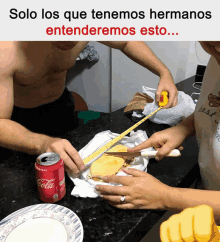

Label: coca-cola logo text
[37,179,55,189]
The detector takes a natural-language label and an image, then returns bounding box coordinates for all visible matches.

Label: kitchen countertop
[0,76,200,242]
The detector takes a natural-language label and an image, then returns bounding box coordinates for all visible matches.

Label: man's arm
[0,42,84,177]
[99,41,178,108]
[0,44,42,154]
[100,41,170,77]
[0,80,84,176]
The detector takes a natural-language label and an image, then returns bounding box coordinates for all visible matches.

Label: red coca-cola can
[35,152,66,203]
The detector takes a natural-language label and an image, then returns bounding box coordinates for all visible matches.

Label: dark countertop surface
[0,76,200,242]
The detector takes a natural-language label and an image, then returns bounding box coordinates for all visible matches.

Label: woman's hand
[127,125,186,161]
[95,168,172,210]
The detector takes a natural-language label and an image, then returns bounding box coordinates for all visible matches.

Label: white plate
[0,204,83,242]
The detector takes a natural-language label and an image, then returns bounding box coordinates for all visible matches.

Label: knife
[105,149,181,158]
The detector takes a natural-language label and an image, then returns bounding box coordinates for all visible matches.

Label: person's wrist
[36,134,52,155]
[162,186,178,210]
[172,124,189,140]
[159,69,173,81]
[177,116,195,138]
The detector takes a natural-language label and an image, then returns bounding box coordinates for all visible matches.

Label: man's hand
[99,41,178,109]
[156,73,178,108]
[40,137,85,177]
[95,168,171,210]
[127,125,186,161]
[160,205,220,242]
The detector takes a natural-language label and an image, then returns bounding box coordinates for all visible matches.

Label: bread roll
[90,145,127,177]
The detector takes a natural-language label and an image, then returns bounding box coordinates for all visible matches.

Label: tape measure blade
[84,152,104,167]
[83,106,162,165]
[83,139,115,165]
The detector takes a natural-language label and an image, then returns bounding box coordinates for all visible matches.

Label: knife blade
[105,149,181,158]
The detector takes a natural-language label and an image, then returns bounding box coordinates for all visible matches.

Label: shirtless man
[0,41,178,177]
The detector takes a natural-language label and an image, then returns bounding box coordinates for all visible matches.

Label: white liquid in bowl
[6,218,68,242]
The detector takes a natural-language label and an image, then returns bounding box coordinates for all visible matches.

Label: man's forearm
[121,41,171,78]
[166,187,220,223]
[0,119,50,154]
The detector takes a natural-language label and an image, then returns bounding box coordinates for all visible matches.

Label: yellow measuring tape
[83,91,168,166]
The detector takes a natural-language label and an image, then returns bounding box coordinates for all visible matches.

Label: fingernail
[80,165,85,170]
[122,168,129,172]
[155,157,159,161]
[99,194,103,198]
[129,149,137,153]
[157,143,162,148]
[95,186,100,190]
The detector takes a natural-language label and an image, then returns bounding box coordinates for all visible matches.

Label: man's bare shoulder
[0,41,18,73]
